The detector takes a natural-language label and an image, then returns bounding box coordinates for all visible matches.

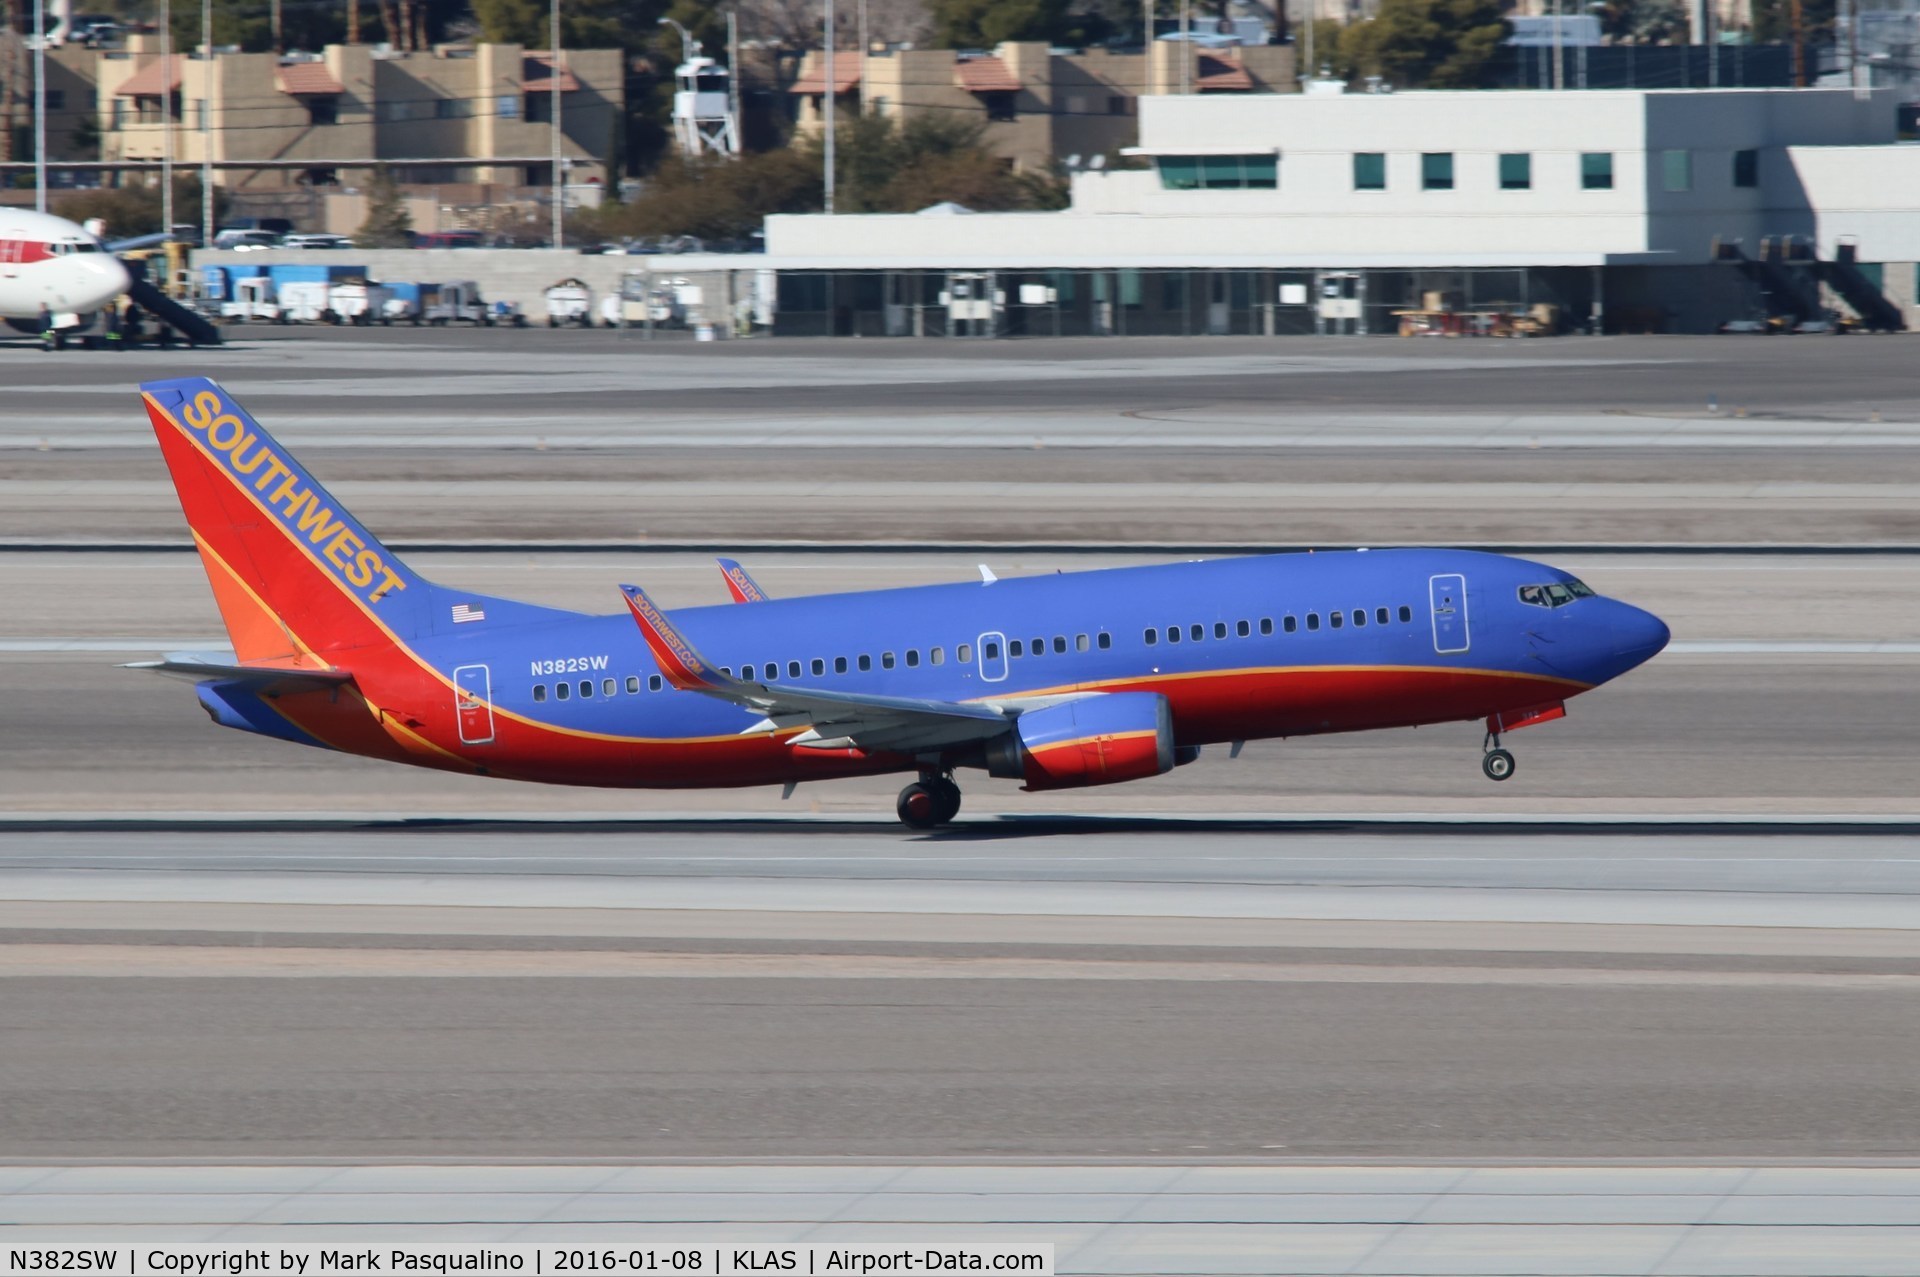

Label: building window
[981,91,1016,122]
[1158,154,1276,190]
[111,98,126,129]
[1421,152,1454,191]
[526,94,550,123]
[1108,95,1129,116]
[436,97,473,120]
[498,94,519,119]
[1581,152,1613,190]
[45,89,65,110]
[307,97,338,126]
[1662,149,1691,192]
[1499,152,1531,190]
[1732,148,1758,188]
[1353,152,1386,191]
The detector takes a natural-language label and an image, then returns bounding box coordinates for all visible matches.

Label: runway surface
[6,332,1920,546]
[9,1164,1920,1273]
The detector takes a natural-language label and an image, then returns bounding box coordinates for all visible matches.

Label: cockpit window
[1518,579,1596,608]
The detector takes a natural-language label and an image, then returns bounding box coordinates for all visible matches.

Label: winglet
[619,584,729,691]
[717,558,771,603]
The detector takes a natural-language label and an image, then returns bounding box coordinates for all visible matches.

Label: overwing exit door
[453,663,495,744]
[977,631,1008,682]
[1429,575,1469,653]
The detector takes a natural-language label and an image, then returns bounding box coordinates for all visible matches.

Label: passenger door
[453,663,495,744]
[1429,575,1469,654]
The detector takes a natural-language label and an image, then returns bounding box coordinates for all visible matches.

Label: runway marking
[7,944,1920,985]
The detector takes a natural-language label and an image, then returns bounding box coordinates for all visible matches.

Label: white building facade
[763,87,1920,336]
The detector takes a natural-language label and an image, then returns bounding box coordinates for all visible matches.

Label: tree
[1339,0,1508,90]
[1595,0,1689,43]
[928,0,1073,47]
[356,166,414,246]
[55,175,228,237]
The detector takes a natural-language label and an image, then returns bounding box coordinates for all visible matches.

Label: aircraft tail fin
[140,377,436,662]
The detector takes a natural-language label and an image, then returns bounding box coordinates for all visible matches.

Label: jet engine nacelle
[985,692,1175,791]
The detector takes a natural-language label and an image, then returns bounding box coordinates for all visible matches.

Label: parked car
[213,229,282,251]
[282,233,353,250]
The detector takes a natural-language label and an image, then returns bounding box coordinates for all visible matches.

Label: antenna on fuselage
[978,565,997,584]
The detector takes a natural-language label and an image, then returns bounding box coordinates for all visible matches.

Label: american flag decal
[451,603,486,624]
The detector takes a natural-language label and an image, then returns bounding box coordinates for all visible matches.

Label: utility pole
[727,9,741,143]
[162,0,174,241]
[32,0,44,211]
[549,0,563,248]
[1790,0,1805,86]
[201,0,212,249]
[1551,0,1564,92]
[1178,0,1189,94]
[347,0,359,46]
[270,0,281,52]
[856,0,865,114]
[823,0,835,214]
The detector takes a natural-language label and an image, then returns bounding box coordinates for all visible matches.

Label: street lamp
[549,0,563,250]
[657,16,696,64]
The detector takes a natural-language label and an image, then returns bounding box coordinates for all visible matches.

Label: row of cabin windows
[528,631,1122,703]
[1143,605,1413,646]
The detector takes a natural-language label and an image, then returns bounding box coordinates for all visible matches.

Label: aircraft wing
[620,584,1018,754]
[717,558,771,603]
[123,651,353,690]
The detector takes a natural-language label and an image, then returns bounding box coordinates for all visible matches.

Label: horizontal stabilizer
[123,651,352,689]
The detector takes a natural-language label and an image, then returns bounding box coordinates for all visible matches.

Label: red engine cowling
[984,692,1176,791]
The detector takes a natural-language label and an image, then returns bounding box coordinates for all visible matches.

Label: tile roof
[276,62,345,95]
[523,54,581,93]
[789,63,861,94]
[115,55,183,96]
[955,55,1019,93]
[1195,52,1254,91]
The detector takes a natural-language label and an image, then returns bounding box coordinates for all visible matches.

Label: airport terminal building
[761,86,1920,336]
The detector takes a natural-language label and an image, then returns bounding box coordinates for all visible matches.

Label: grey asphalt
[6,332,1920,546]
[8,1165,1920,1274]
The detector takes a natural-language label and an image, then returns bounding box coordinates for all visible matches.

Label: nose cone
[1611,603,1671,670]
[71,255,132,312]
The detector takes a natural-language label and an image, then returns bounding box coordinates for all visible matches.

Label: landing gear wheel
[924,775,962,824]
[896,782,943,830]
[1482,748,1516,782]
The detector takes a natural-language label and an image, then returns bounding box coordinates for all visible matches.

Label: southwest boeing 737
[133,376,1670,827]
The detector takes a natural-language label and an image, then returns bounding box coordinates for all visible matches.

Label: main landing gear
[896,772,962,830]
[1482,730,1516,782]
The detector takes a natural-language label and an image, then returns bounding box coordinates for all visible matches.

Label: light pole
[657,15,695,65]
[201,0,213,249]
[32,0,45,212]
[549,0,564,249]
[162,0,174,241]
[823,0,835,214]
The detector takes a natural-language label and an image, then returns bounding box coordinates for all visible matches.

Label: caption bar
[4,1248,1052,1277]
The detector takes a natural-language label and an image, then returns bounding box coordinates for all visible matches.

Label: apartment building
[94,35,622,191]
[790,40,1297,173]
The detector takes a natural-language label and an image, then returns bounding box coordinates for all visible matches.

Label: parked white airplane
[0,207,131,329]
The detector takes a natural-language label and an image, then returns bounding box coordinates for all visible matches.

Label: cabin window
[721,668,732,678]
[834,656,848,674]
[1377,607,1389,625]
[788,660,802,679]
[1283,616,1296,633]
[625,676,640,693]
[556,682,571,700]
[1262,617,1275,635]
[811,658,825,676]
[930,647,945,665]
[858,654,872,672]
[1190,624,1204,642]
[533,684,547,702]
[1076,634,1090,652]
[958,643,973,662]
[573,680,589,698]
[1214,622,1228,639]
[649,675,663,692]
[764,663,778,681]
[1398,605,1413,622]
[1352,610,1366,627]
[1306,613,1320,631]
[1237,620,1250,637]
[1167,626,1181,644]
[982,642,998,661]
[1144,628,1158,646]
[906,649,921,667]
[1053,636,1067,654]
[1097,632,1112,649]
[1330,612,1344,629]
[1029,638,1044,658]
[603,678,616,695]
[882,651,896,669]
[1010,639,1024,657]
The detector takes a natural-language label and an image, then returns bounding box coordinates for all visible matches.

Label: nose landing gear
[1482,730,1516,782]
[896,772,962,829]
